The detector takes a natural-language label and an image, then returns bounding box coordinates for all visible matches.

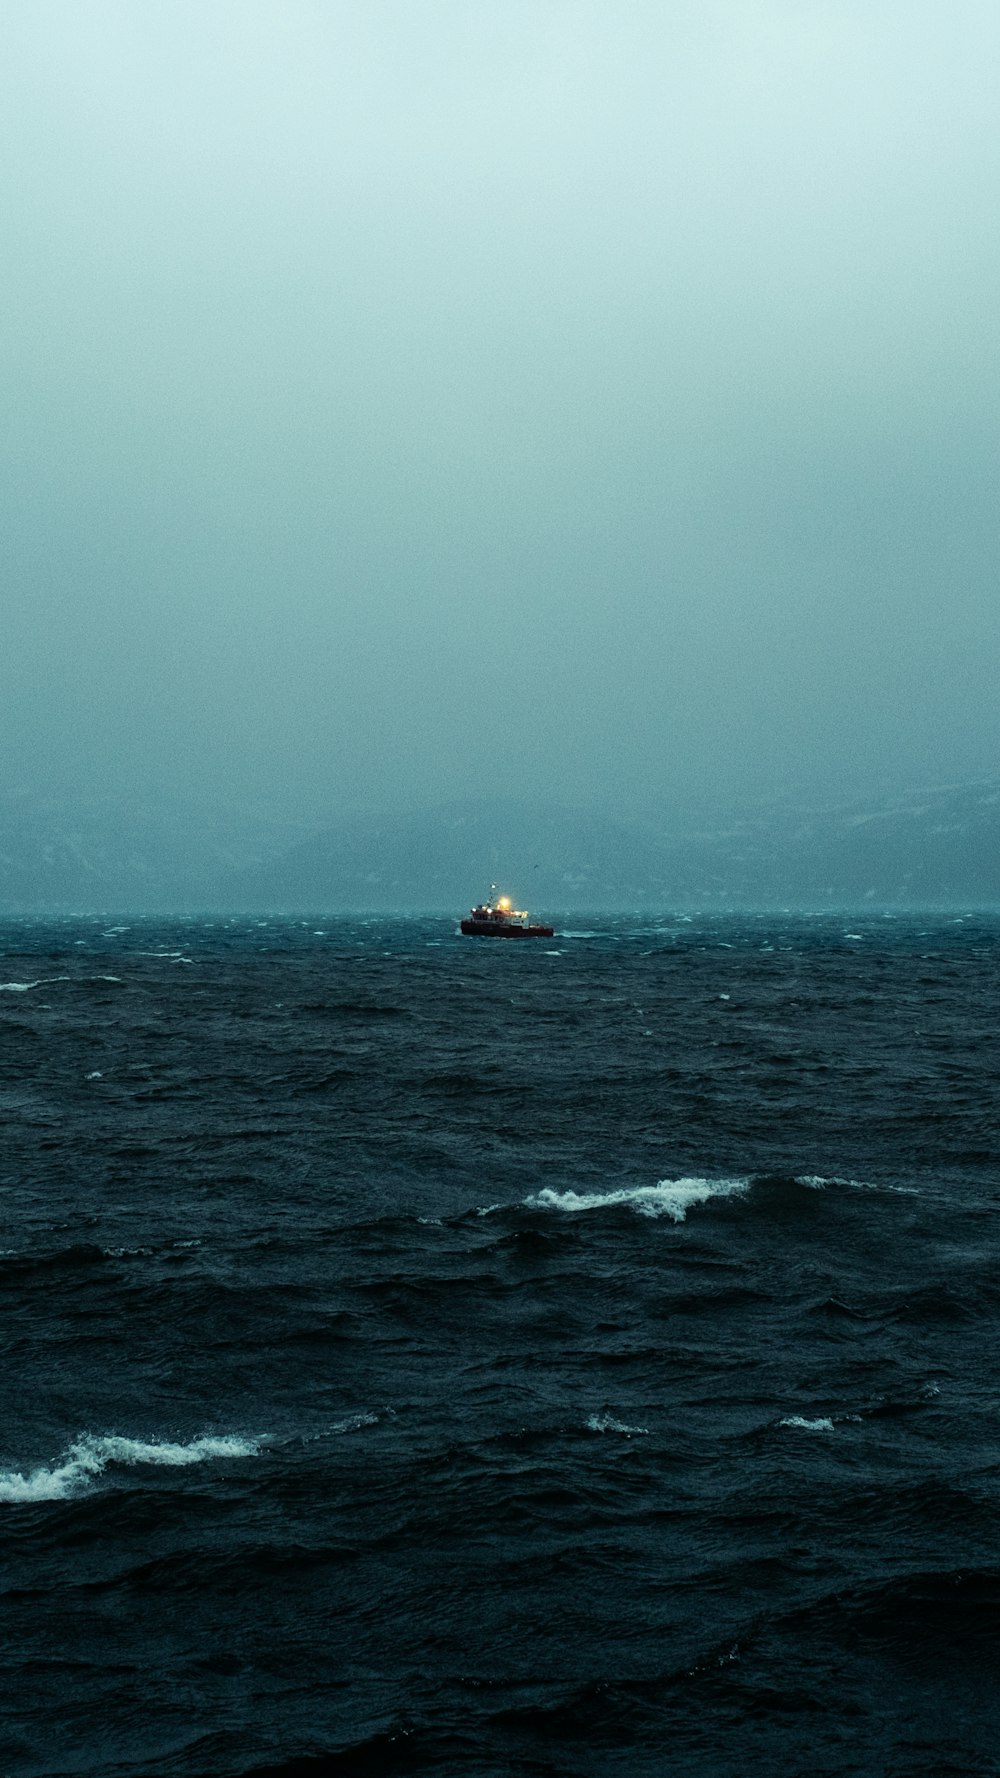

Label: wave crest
[527,1177,750,1222]
[0,1433,262,1504]
[586,1414,649,1436]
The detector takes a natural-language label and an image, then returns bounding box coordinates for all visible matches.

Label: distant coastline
[0,780,998,915]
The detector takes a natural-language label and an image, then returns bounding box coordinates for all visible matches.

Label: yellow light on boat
[497,896,511,909]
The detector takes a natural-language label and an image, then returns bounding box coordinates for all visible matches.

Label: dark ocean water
[2,912,1000,1778]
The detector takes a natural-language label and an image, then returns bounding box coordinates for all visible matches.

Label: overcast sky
[3,1,998,819]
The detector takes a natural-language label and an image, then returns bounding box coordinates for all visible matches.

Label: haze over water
[3,1,999,828]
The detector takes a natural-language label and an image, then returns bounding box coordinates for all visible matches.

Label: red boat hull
[461,920,555,938]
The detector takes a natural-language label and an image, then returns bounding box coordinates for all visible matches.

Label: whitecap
[1,975,118,992]
[794,1173,915,1195]
[0,977,70,993]
[330,1412,381,1435]
[0,1432,262,1504]
[527,1177,750,1222]
[779,1416,835,1433]
[294,1411,389,1448]
[586,1414,649,1436]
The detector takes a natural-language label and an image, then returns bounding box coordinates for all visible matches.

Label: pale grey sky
[3,1,998,817]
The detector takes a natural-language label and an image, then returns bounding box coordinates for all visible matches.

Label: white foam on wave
[0,974,120,992]
[0,977,69,993]
[586,1414,649,1436]
[794,1173,916,1196]
[330,1411,381,1435]
[527,1177,750,1222]
[0,1433,262,1504]
[779,1416,835,1433]
[295,1410,390,1448]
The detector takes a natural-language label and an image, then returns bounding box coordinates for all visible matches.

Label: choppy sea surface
[2,912,999,1777]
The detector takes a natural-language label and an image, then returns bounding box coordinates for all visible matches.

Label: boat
[460,889,554,939]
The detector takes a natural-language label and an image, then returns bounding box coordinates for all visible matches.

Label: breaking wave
[0,1434,263,1504]
[527,1177,750,1221]
[0,975,121,992]
[586,1414,649,1436]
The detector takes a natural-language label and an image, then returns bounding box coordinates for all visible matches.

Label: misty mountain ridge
[0,779,998,913]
